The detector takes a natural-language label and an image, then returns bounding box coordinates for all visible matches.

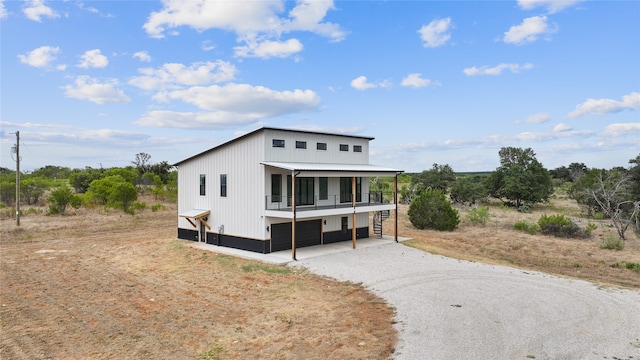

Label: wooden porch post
[352,176,356,249]
[394,174,399,243]
[292,171,297,260]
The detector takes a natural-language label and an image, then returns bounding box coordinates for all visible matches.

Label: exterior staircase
[373,210,390,238]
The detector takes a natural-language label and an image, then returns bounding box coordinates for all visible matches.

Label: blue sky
[1,0,638,173]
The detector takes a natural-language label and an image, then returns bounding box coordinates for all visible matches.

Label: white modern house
[174,127,403,260]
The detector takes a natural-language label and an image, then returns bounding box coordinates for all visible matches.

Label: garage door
[271,219,321,252]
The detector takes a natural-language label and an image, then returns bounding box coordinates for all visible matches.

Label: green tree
[85,175,127,205]
[486,147,553,207]
[408,189,460,231]
[21,176,50,205]
[0,179,16,206]
[47,186,80,215]
[69,167,103,193]
[103,167,137,184]
[569,168,603,217]
[410,163,456,195]
[31,165,72,179]
[109,182,138,211]
[450,175,489,205]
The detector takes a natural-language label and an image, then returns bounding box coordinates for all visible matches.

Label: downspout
[292,170,300,260]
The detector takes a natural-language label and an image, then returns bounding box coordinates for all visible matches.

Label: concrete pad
[187,235,411,265]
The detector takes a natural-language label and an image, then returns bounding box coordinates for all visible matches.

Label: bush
[517,205,531,213]
[514,220,538,235]
[600,237,624,251]
[537,213,582,238]
[47,186,81,215]
[467,206,490,226]
[408,189,460,231]
[151,203,166,212]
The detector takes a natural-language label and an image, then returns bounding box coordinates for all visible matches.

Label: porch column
[394,174,399,243]
[291,171,297,260]
[352,176,356,249]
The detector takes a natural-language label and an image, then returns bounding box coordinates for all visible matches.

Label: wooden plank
[185,218,197,228]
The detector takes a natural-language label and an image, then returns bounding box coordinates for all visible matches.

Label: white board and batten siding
[177,130,269,241]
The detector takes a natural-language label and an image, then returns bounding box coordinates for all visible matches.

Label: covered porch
[261,161,403,260]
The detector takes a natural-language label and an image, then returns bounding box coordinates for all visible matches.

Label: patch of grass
[467,206,490,226]
[241,263,292,275]
[196,342,225,360]
[600,237,625,251]
[514,220,538,235]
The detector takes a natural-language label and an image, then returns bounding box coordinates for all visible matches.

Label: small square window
[272,139,285,148]
[339,144,349,151]
[353,145,362,152]
[295,141,307,149]
[317,142,327,150]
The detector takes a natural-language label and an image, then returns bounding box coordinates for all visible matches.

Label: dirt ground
[0,204,396,360]
[2,196,639,359]
[384,200,640,289]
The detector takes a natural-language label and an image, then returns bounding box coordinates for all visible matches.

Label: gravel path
[293,242,640,360]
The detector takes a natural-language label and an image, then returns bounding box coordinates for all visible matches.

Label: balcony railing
[265,191,395,211]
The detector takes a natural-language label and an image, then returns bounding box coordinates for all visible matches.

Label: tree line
[371,147,640,241]
[0,153,176,216]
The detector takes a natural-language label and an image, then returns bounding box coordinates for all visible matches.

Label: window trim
[339,144,349,152]
[199,174,206,196]
[295,141,307,149]
[353,145,362,153]
[316,142,327,150]
[272,139,285,148]
[271,174,282,202]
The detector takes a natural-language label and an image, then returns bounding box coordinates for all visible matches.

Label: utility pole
[12,131,20,226]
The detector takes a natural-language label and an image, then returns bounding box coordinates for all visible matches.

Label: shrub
[408,189,460,231]
[514,220,538,235]
[584,222,597,237]
[537,213,582,238]
[600,237,624,251]
[47,186,81,215]
[517,205,531,213]
[467,206,490,226]
[151,203,166,212]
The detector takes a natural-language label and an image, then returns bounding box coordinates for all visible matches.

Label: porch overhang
[260,161,403,177]
[179,209,211,230]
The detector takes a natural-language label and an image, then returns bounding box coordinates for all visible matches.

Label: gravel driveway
[292,242,640,360]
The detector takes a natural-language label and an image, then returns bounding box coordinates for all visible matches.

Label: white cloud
[553,123,572,132]
[401,73,432,88]
[1,0,8,19]
[157,83,320,114]
[143,0,344,59]
[503,16,556,45]
[463,63,533,76]
[603,123,640,137]
[234,38,303,59]
[23,0,58,22]
[18,45,60,68]
[78,49,108,68]
[568,92,640,118]
[135,110,265,129]
[133,51,151,62]
[350,75,390,90]
[201,40,216,51]
[76,2,99,14]
[519,112,550,124]
[517,0,583,14]
[62,76,131,104]
[129,61,237,91]
[418,17,452,48]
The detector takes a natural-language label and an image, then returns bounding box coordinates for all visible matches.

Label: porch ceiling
[261,161,403,177]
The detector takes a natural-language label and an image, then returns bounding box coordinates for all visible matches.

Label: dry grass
[385,199,640,289]
[0,201,397,360]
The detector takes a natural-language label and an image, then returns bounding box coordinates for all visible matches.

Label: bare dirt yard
[2,195,639,359]
[385,200,640,289]
[0,204,396,360]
